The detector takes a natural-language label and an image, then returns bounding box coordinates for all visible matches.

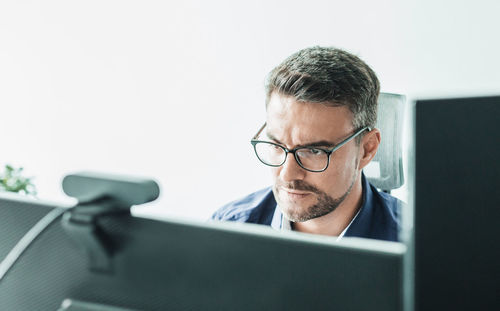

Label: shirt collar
[270,205,284,230]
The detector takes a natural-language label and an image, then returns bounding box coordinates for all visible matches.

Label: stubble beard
[273,171,358,223]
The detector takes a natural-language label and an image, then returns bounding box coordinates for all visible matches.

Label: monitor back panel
[0,195,404,311]
[413,96,500,311]
[0,195,55,262]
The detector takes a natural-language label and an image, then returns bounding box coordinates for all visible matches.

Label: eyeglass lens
[254,142,329,171]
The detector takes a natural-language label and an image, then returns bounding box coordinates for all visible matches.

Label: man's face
[265,93,362,222]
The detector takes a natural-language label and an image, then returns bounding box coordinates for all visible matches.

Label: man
[212,46,401,242]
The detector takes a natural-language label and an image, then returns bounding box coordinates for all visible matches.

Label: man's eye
[298,148,324,158]
[309,148,323,155]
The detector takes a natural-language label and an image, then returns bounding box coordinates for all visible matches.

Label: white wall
[1,0,499,220]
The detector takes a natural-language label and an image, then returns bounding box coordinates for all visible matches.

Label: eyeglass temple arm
[329,126,372,152]
[252,122,267,140]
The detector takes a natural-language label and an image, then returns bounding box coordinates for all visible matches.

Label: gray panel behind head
[364,93,406,191]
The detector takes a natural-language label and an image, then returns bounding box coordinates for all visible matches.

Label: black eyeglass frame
[250,123,371,173]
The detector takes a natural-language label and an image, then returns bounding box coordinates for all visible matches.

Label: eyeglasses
[250,123,371,173]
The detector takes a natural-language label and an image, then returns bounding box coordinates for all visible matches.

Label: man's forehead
[264,93,354,145]
[266,95,353,126]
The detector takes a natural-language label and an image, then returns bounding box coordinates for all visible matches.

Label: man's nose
[279,153,306,182]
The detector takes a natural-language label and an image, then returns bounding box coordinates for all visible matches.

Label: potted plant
[0,164,37,196]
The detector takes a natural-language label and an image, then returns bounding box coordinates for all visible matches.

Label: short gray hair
[265,46,380,130]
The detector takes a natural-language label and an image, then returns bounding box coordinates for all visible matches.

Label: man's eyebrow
[266,132,336,149]
[266,132,283,144]
[296,140,336,148]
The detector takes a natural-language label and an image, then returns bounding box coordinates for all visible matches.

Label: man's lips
[280,188,312,200]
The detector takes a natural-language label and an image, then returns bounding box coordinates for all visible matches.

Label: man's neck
[292,175,363,236]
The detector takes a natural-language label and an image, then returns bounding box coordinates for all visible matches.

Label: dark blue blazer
[212,174,402,242]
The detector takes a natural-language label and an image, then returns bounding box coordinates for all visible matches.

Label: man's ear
[358,129,381,170]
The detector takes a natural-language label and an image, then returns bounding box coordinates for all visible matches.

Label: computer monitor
[0,191,405,310]
[0,192,60,265]
[412,96,500,311]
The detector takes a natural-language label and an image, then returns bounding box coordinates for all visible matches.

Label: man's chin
[273,187,319,222]
[279,203,314,223]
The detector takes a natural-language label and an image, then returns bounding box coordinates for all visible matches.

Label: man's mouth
[280,188,312,200]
